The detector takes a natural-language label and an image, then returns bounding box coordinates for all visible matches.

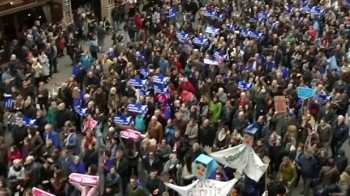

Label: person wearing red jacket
[134,13,143,31]
[8,146,22,166]
[178,77,195,95]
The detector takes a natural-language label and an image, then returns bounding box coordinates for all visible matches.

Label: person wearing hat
[278,156,297,196]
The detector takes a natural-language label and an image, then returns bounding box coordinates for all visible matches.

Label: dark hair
[104,150,111,157]
[130,175,138,180]
[88,164,98,175]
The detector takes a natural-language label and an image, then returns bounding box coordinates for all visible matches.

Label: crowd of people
[1,0,350,195]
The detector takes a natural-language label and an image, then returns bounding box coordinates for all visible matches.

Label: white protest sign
[165,178,237,196]
[209,144,266,182]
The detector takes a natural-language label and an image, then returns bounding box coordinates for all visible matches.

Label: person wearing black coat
[83,143,99,171]
[12,120,28,148]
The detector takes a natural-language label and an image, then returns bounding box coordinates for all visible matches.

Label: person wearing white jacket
[38,51,50,83]
[8,159,24,196]
[31,58,42,86]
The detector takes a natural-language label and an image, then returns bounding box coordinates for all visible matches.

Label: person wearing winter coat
[184,120,198,146]
[38,51,50,83]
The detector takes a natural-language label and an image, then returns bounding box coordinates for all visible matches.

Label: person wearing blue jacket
[68,156,86,174]
[68,156,86,196]
[43,124,61,150]
[80,51,94,71]
[296,151,317,196]
[165,119,176,145]
[135,114,146,133]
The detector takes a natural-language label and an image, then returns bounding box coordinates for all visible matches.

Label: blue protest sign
[297,87,316,99]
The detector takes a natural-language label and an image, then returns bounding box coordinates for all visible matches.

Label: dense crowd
[1,0,350,195]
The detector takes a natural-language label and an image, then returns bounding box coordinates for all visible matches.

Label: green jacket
[47,107,57,127]
[209,101,222,123]
[279,164,297,185]
[125,184,145,196]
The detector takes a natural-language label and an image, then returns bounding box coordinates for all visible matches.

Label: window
[65,0,71,19]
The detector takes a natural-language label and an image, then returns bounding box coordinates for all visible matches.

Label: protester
[3,0,350,195]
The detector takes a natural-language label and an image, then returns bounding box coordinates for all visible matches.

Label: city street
[3,32,347,195]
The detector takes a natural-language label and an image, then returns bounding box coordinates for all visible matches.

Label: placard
[32,187,55,196]
[69,173,99,187]
[274,96,287,113]
[165,179,237,196]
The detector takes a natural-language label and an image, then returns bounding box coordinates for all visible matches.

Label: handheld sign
[297,87,315,99]
[32,187,55,196]
[69,173,99,187]
[120,129,141,141]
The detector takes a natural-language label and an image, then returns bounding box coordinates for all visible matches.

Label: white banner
[165,179,237,196]
[209,144,266,182]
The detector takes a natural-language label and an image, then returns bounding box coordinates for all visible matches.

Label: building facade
[0,0,72,64]
[101,0,115,23]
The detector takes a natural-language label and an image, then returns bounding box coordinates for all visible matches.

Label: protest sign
[32,187,55,196]
[209,145,266,182]
[274,96,287,113]
[297,87,315,99]
[165,179,237,196]
[120,129,141,141]
[69,173,99,187]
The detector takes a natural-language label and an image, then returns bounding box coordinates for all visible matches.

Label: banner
[140,68,149,78]
[238,81,252,91]
[127,104,148,114]
[113,115,134,125]
[74,107,88,117]
[129,78,148,87]
[208,144,266,181]
[120,129,141,141]
[152,75,169,85]
[69,173,99,187]
[177,32,190,43]
[193,37,208,46]
[167,7,177,19]
[32,187,55,196]
[165,178,237,196]
[22,117,37,127]
[4,94,14,109]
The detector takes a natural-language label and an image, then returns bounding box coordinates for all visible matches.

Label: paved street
[2,31,348,195]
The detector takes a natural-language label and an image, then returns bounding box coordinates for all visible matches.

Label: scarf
[218,131,227,141]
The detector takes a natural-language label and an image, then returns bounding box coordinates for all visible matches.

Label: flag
[327,56,342,75]
[193,37,208,46]
[314,94,332,104]
[113,115,134,125]
[311,6,325,16]
[73,98,82,108]
[139,90,151,96]
[205,26,220,35]
[176,32,189,43]
[214,51,227,62]
[129,78,148,87]
[74,107,88,116]
[152,75,169,85]
[163,106,171,120]
[203,9,214,17]
[204,59,219,65]
[167,7,177,19]
[127,104,148,115]
[4,94,14,109]
[238,81,252,91]
[280,67,289,80]
[23,117,37,127]
[140,68,149,77]
[154,84,169,94]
